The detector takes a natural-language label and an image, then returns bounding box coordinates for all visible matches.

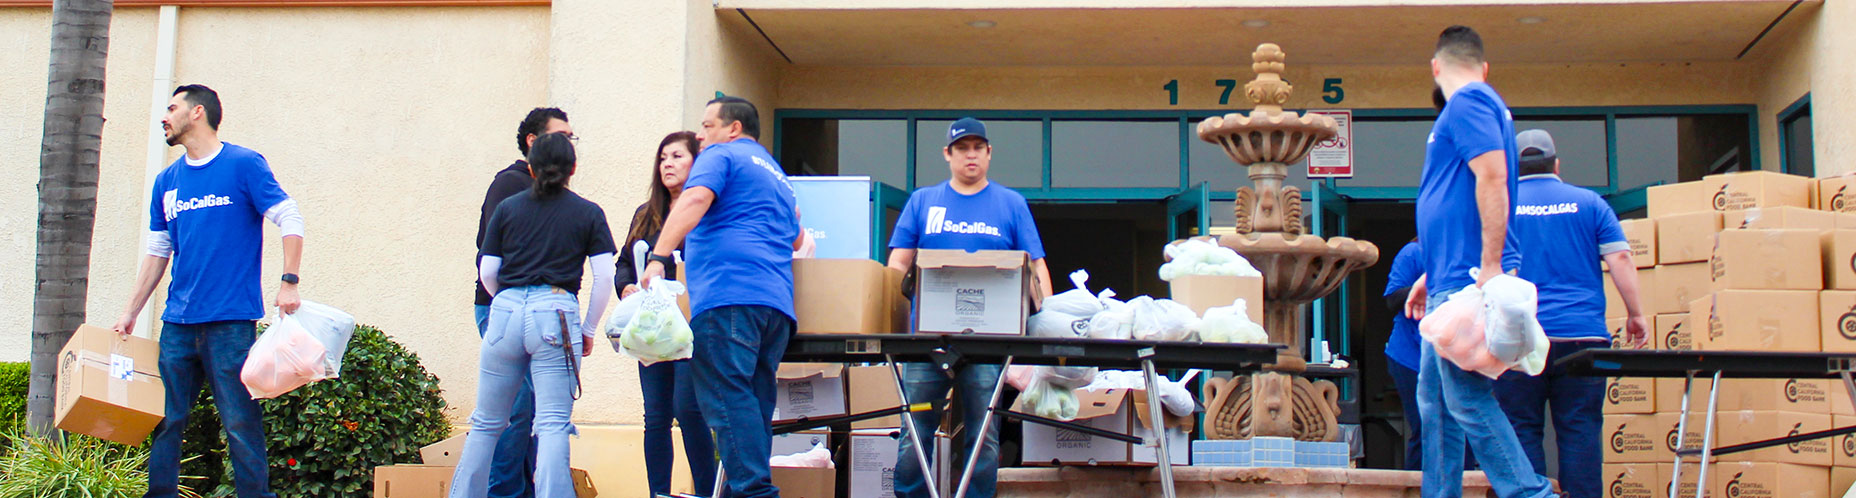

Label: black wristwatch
[646,253,675,267]
[281,273,299,285]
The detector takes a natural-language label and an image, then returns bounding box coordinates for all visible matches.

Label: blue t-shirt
[1416,82,1523,293]
[148,143,290,324]
[888,181,1046,259]
[1383,242,1424,370]
[1514,174,1629,340]
[683,138,799,320]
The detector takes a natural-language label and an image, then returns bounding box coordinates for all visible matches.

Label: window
[1780,96,1813,177]
[1051,120,1179,189]
[778,119,907,187]
[915,119,1043,189]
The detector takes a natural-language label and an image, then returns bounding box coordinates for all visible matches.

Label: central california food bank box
[913,249,1034,335]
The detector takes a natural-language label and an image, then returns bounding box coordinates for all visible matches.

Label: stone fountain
[1192,44,1380,443]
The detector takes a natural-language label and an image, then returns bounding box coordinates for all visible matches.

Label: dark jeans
[476,304,537,498]
[1494,340,1610,498]
[147,320,276,498]
[690,305,794,498]
[640,360,716,496]
[894,362,1004,498]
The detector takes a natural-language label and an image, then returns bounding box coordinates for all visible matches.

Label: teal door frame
[1165,182,1212,240]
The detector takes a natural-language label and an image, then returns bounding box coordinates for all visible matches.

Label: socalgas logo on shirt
[924,206,1002,237]
[1515,202,1580,216]
[163,189,234,222]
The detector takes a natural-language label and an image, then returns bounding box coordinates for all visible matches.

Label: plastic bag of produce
[1159,239,1262,281]
[1197,298,1267,344]
[1043,270,1114,317]
[241,309,330,399]
[1481,274,1549,376]
[1028,310,1091,339]
[284,300,356,379]
[610,277,694,366]
[1014,375,1082,421]
[1086,297,1135,340]
[1418,284,1508,379]
[1129,297,1200,342]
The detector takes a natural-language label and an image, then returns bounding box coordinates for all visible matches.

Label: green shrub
[0,362,26,440]
[0,430,198,498]
[181,325,452,498]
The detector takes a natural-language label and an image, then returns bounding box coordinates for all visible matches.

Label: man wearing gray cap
[1494,129,1648,498]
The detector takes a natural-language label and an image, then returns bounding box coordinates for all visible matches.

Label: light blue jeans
[474,305,537,498]
[1418,286,1556,498]
[452,287,582,498]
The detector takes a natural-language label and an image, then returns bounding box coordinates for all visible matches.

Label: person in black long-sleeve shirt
[469,107,571,498]
[617,131,717,497]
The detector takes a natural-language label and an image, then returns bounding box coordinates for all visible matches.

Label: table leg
[1140,351,1178,498]
[1696,371,1722,498]
[953,356,1013,498]
[889,355,943,498]
[711,465,726,498]
[1842,369,1856,414]
[1670,372,1694,498]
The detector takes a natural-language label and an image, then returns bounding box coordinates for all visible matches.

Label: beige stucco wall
[1750,2,1852,176]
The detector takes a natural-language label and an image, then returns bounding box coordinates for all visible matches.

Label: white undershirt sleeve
[479,256,503,296]
[263,198,305,238]
[146,230,173,258]
[583,252,616,336]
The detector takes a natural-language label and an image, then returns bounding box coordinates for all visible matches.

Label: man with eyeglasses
[470,106,574,498]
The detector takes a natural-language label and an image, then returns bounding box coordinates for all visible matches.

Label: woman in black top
[454,133,615,498]
[618,131,717,496]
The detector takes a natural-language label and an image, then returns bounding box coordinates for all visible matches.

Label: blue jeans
[689,305,793,498]
[641,359,716,496]
[1494,341,1609,498]
[147,320,276,498]
[453,287,583,498]
[1419,287,1555,498]
[894,362,1003,498]
[476,305,538,498]
[1389,359,1424,471]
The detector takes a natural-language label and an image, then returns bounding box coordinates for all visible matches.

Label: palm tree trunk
[27,0,113,436]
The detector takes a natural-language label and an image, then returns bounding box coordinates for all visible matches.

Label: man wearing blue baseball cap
[886,117,1053,498]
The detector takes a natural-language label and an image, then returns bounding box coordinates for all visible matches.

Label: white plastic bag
[1481,274,1550,375]
[1085,297,1135,340]
[1159,239,1262,281]
[609,277,694,366]
[242,310,329,399]
[289,300,357,379]
[1130,297,1200,342]
[770,441,834,468]
[1015,378,1082,420]
[1082,370,1200,417]
[1197,298,1268,344]
[1043,270,1110,317]
[1028,310,1091,339]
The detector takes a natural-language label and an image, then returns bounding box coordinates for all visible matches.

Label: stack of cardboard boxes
[1602,171,1856,497]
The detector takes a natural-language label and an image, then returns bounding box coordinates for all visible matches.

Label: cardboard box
[1704,462,1828,498]
[1826,291,1856,352]
[773,364,847,423]
[771,466,836,498]
[1820,176,1856,213]
[1691,290,1820,352]
[849,429,902,498]
[1608,268,1656,318]
[1836,383,1856,416]
[1606,377,1657,414]
[1709,229,1824,291]
[1621,219,1659,269]
[1723,206,1837,231]
[1020,388,1190,466]
[1714,411,1832,466]
[1605,414,1665,463]
[1659,463,1700,498]
[1825,231,1856,290]
[1604,463,1665,498]
[1657,313,1692,350]
[794,258,903,334]
[1610,317,1630,345]
[1655,377,1715,413]
[374,465,454,498]
[570,468,596,497]
[1168,274,1265,326]
[886,267,910,333]
[419,434,464,466]
[1835,467,1856,496]
[1836,415,1856,468]
[1657,212,1723,264]
[1707,170,1815,212]
[913,249,1032,335]
[1655,263,1711,315]
[1647,181,1715,218]
[771,430,832,458]
[54,324,164,446]
[1717,379,1830,412]
[845,365,904,429]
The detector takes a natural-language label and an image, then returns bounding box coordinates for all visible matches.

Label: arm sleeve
[480,207,506,258]
[1385,287,1412,312]
[586,206,618,257]
[888,193,921,250]
[478,255,503,296]
[243,154,291,217]
[582,252,615,335]
[262,198,305,238]
[148,174,169,232]
[683,149,730,198]
[1449,92,1508,162]
[479,172,530,249]
[1594,200,1630,256]
[146,230,173,258]
[1384,244,1421,296]
[1013,198,1048,260]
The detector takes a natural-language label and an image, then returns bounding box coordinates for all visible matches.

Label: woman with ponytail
[616,131,717,496]
[455,132,617,498]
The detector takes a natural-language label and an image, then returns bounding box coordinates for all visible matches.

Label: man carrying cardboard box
[110,85,306,498]
[1495,129,1650,498]
[1403,27,1555,498]
[883,117,1053,498]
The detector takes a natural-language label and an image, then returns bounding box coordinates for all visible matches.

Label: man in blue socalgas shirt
[885,118,1053,498]
[1403,26,1556,498]
[1382,240,1426,471]
[112,85,303,498]
[639,96,799,498]
[1495,129,1649,498]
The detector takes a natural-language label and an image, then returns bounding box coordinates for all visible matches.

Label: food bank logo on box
[1839,305,1856,341]
[955,289,986,316]
[1054,428,1093,448]
[923,206,1001,237]
[1784,379,1801,403]
[1667,322,1685,349]
[1842,432,1855,458]
[1607,381,1623,404]
[1611,424,1653,453]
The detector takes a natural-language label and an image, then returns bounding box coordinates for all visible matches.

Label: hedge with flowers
[183,324,452,497]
